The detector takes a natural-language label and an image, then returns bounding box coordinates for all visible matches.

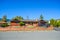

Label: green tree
[2,15,7,22]
[56,20,60,27]
[12,16,23,20]
[40,14,43,20]
[50,19,59,27]
[54,20,57,27]
[50,19,56,26]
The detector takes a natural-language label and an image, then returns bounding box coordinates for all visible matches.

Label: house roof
[40,20,46,23]
[11,20,20,23]
[21,20,38,23]
[11,19,47,23]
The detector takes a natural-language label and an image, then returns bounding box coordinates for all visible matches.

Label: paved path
[0,31,60,40]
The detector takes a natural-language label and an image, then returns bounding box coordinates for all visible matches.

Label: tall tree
[12,16,23,20]
[56,20,60,27]
[50,19,54,25]
[40,14,43,20]
[50,18,57,27]
[2,15,7,22]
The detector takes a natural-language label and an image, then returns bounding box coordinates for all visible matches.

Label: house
[21,20,38,27]
[10,19,48,27]
[38,20,49,27]
[10,19,20,26]
[38,20,47,26]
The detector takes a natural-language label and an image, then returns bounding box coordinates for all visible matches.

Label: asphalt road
[0,31,60,40]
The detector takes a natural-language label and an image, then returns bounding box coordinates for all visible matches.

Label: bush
[50,19,60,28]
[1,23,8,27]
[19,22,25,26]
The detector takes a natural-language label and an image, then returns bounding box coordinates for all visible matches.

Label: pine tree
[40,14,43,20]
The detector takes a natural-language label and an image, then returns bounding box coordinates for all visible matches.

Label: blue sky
[0,0,60,20]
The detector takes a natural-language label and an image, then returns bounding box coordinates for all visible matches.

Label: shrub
[1,23,8,27]
[19,22,25,26]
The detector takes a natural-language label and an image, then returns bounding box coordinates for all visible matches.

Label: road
[0,31,60,40]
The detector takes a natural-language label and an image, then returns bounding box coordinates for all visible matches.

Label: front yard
[0,26,54,31]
